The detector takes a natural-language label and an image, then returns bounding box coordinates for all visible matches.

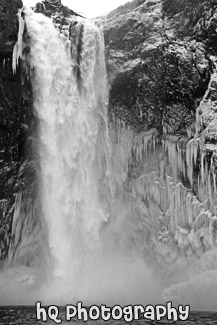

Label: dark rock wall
[0,0,35,260]
[103,0,212,134]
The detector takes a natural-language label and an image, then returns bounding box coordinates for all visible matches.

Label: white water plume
[2,7,165,306]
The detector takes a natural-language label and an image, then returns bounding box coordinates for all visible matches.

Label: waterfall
[8,4,217,310]
[0,0,217,308]
[5,8,217,306]
[20,8,113,300]
[7,7,164,306]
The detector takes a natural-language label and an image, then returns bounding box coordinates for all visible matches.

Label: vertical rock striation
[0,0,35,260]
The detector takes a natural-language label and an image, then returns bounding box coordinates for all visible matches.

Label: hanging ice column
[13,8,111,288]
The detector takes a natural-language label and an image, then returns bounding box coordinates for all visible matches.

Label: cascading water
[3,7,163,306]
[5,3,217,310]
[25,9,111,300]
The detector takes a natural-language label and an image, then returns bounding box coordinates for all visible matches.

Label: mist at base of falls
[0,190,164,306]
[0,257,163,306]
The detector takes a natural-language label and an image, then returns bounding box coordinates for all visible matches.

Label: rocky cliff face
[0,0,36,260]
[103,0,212,134]
[103,0,217,275]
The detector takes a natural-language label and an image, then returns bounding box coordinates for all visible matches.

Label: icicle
[213,172,217,195]
[7,192,41,267]
[186,138,201,185]
[201,150,205,185]
[208,172,212,206]
[12,43,18,74]
[153,137,156,153]
[12,9,25,74]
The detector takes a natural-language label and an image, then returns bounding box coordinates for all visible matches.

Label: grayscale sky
[22,0,128,18]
